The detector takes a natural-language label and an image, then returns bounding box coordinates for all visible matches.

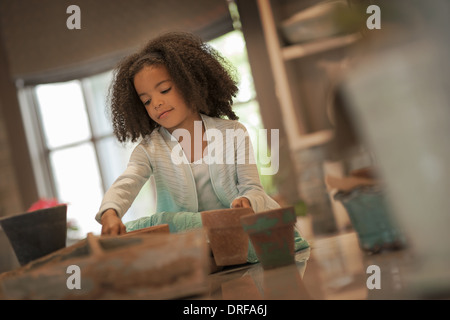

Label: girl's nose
[153,99,163,109]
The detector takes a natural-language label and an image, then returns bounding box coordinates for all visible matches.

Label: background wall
[0,0,233,84]
[0,101,22,216]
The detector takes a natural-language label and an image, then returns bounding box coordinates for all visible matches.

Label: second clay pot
[240,206,297,269]
[201,207,254,266]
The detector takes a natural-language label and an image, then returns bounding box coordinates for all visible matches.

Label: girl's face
[133,64,199,133]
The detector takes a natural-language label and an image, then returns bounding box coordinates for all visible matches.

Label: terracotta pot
[0,205,67,266]
[240,206,297,270]
[201,207,254,266]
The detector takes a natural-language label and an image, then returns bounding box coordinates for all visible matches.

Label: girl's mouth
[158,109,173,119]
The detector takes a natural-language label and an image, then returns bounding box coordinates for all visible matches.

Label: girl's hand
[100,209,127,235]
[231,197,251,209]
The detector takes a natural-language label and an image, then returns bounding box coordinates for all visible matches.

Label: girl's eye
[161,87,171,94]
[143,99,151,106]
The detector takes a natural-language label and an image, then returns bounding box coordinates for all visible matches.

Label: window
[210,30,276,195]
[19,29,273,239]
[20,72,155,238]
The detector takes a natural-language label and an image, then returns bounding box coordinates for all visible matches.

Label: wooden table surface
[201,231,422,300]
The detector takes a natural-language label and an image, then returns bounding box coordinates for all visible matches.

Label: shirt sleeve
[233,122,280,212]
[95,144,153,223]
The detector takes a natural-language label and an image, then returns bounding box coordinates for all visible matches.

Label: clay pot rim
[240,206,296,232]
[201,207,254,229]
[0,204,68,224]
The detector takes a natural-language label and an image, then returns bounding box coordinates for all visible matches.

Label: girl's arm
[95,145,153,223]
[233,123,280,212]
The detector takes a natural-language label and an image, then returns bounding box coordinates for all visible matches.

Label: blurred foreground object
[336,0,450,298]
[0,230,208,299]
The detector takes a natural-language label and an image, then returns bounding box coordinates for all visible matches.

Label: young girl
[96,31,280,235]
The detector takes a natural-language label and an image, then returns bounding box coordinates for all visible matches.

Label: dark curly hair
[108,31,240,143]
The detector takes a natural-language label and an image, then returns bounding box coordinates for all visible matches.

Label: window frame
[19,78,116,201]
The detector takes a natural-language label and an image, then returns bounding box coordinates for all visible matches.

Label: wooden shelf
[292,129,334,151]
[282,33,362,61]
